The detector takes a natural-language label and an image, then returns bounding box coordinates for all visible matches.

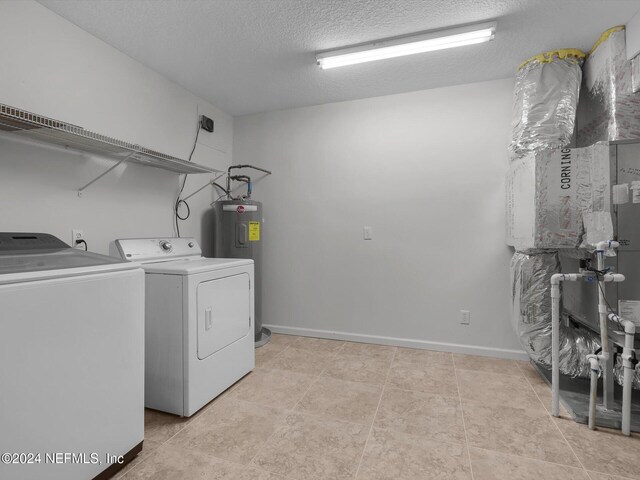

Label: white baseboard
[263,324,529,361]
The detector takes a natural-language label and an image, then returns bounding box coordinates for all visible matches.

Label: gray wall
[0,1,232,255]
[1,1,524,357]
[234,78,524,358]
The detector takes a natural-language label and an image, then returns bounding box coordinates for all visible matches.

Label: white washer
[110,237,254,417]
[0,232,145,480]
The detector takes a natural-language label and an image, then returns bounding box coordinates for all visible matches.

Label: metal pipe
[225,165,271,200]
[231,175,251,183]
[228,164,272,175]
[229,175,252,198]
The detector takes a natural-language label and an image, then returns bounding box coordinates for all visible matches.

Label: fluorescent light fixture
[316,22,496,69]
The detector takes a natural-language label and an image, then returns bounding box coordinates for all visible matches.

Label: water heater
[213,199,270,346]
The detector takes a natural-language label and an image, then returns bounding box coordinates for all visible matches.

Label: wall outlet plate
[363,226,373,240]
[460,310,470,325]
[72,229,84,247]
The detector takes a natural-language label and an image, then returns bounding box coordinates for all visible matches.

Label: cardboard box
[507,143,611,250]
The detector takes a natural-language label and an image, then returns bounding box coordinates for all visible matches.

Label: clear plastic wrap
[614,356,640,390]
[506,143,611,250]
[510,49,585,158]
[508,47,615,381]
[577,26,640,146]
[511,251,600,377]
[632,55,640,94]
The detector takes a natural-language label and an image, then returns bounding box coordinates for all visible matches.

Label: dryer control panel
[110,237,201,262]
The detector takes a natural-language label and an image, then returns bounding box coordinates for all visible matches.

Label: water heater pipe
[228,164,272,175]
[226,164,272,199]
[228,175,252,199]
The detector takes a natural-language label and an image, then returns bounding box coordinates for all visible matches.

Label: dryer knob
[160,240,173,251]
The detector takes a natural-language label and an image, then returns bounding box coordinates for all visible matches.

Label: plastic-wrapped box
[506,143,611,250]
[511,251,600,377]
[510,49,585,158]
[577,26,640,146]
[632,55,640,94]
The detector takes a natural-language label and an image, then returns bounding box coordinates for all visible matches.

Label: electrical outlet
[363,226,373,240]
[460,310,470,325]
[72,229,84,247]
[200,115,214,133]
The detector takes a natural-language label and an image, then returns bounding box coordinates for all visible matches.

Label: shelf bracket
[181,172,227,202]
[77,151,139,197]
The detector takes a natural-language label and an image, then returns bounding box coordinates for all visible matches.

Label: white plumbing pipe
[549,243,625,427]
[602,273,626,283]
[621,320,636,437]
[585,271,625,430]
[550,273,582,417]
[549,270,624,420]
[551,280,561,417]
[596,240,620,251]
[595,241,621,412]
[610,313,636,436]
[587,354,600,430]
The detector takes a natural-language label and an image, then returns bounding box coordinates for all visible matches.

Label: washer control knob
[188,242,194,248]
[160,240,173,251]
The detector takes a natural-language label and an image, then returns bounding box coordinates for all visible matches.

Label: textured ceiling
[38,0,640,116]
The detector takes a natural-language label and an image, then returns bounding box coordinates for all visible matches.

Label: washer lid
[0,232,68,252]
[0,249,128,275]
[142,257,253,275]
[0,233,140,284]
[0,250,140,285]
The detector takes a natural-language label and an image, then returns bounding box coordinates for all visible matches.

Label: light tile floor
[115,334,640,480]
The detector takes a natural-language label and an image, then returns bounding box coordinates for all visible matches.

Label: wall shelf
[0,103,220,178]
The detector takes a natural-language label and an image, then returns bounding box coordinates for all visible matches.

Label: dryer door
[196,272,251,359]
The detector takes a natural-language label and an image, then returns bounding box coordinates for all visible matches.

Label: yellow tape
[517,48,586,72]
[588,25,625,56]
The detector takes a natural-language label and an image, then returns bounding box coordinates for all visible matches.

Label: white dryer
[110,237,254,417]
